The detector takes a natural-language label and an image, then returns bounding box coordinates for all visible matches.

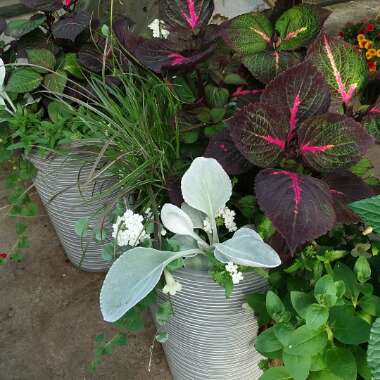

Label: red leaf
[255,169,336,253]
[298,113,374,172]
[260,62,330,142]
[323,170,375,224]
[204,128,253,175]
[228,103,288,168]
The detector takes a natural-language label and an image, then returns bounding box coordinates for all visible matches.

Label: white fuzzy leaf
[214,228,281,268]
[0,59,5,89]
[181,202,206,229]
[181,157,232,220]
[100,247,199,322]
[161,203,195,237]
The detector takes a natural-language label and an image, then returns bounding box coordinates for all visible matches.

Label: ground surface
[1,2,380,380]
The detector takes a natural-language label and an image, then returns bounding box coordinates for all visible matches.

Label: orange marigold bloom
[365,41,374,49]
[359,40,367,48]
[357,34,366,41]
[366,51,373,60]
[377,49,380,58]
[368,48,377,56]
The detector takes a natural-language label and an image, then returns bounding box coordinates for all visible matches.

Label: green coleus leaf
[308,33,368,105]
[298,113,373,172]
[6,68,43,93]
[225,12,273,55]
[368,318,380,380]
[26,48,56,73]
[349,195,380,234]
[242,50,301,84]
[43,70,67,94]
[5,15,46,38]
[276,5,321,51]
[326,347,357,380]
[364,100,380,142]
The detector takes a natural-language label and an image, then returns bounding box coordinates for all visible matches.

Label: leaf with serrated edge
[261,62,330,142]
[255,169,336,253]
[100,247,199,322]
[368,317,380,380]
[228,103,288,168]
[349,195,380,234]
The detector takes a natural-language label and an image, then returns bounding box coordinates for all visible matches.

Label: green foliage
[368,318,380,380]
[6,69,43,94]
[349,196,380,234]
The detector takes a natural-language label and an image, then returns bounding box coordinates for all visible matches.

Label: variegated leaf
[364,100,380,143]
[276,5,321,51]
[225,13,273,55]
[308,33,368,105]
[160,0,214,33]
[242,50,301,84]
[255,169,336,253]
[298,113,373,172]
[261,62,331,142]
[228,103,288,168]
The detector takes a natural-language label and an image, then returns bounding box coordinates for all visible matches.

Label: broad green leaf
[26,48,56,72]
[308,33,368,105]
[204,85,229,108]
[333,262,360,302]
[181,157,232,221]
[310,353,327,372]
[276,5,320,51]
[368,318,380,380]
[284,325,328,357]
[352,346,371,380]
[226,13,273,55]
[290,291,315,319]
[43,70,67,94]
[155,301,173,326]
[47,100,72,123]
[305,304,329,329]
[283,351,311,380]
[6,69,43,94]
[314,275,338,307]
[5,15,46,38]
[214,227,281,268]
[246,293,271,325]
[63,53,84,79]
[359,295,380,317]
[326,347,357,380]
[259,367,292,380]
[309,369,342,380]
[349,195,380,234]
[100,247,199,322]
[273,323,295,347]
[242,50,301,84]
[161,204,198,240]
[255,326,282,356]
[354,256,371,284]
[266,291,288,323]
[329,305,370,345]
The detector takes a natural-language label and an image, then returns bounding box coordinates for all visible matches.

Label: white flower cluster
[203,206,237,234]
[162,270,182,296]
[148,19,170,39]
[225,262,244,285]
[112,209,150,247]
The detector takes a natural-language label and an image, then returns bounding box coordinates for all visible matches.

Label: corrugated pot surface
[155,268,267,380]
[29,152,115,272]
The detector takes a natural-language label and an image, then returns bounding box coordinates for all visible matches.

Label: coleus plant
[224,4,330,83]
[100,157,281,323]
[206,60,375,256]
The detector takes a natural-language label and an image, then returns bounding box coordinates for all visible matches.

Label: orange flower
[366,51,373,60]
[365,41,374,49]
[359,39,367,48]
[377,49,380,58]
[357,34,366,41]
[368,48,377,56]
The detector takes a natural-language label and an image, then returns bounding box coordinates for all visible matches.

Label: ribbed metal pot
[154,268,267,380]
[28,152,116,272]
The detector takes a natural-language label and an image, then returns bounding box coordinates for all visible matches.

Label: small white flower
[162,270,182,296]
[148,19,170,39]
[225,261,238,274]
[203,218,213,234]
[161,228,167,236]
[112,209,150,247]
[363,226,373,236]
[232,271,244,285]
[216,207,237,232]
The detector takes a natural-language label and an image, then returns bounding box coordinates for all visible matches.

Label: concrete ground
[1,1,380,380]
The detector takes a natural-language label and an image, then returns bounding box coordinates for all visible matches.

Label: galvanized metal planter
[154,268,267,380]
[28,151,115,272]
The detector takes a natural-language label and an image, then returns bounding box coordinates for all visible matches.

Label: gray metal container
[28,151,116,272]
[155,268,267,380]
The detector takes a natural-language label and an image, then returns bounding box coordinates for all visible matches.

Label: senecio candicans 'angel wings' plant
[224,4,330,83]
[100,157,281,323]
[208,61,374,255]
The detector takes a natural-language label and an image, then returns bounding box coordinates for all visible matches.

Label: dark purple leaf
[323,170,375,224]
[255,169,336,253]
[135,38,215,73]
[52,11,91,42]
[269,232,293,265]
[242,50,301,84]
[21,0,62,11]
[364,99,380,143]
[165,176,183,206]
[160,0,214,33]
[204,128,253,175]
[298,113,374,172]
[77,48,103,73]
[228,103,288,168]
[113,18,143,54]
[261,62,331,142]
